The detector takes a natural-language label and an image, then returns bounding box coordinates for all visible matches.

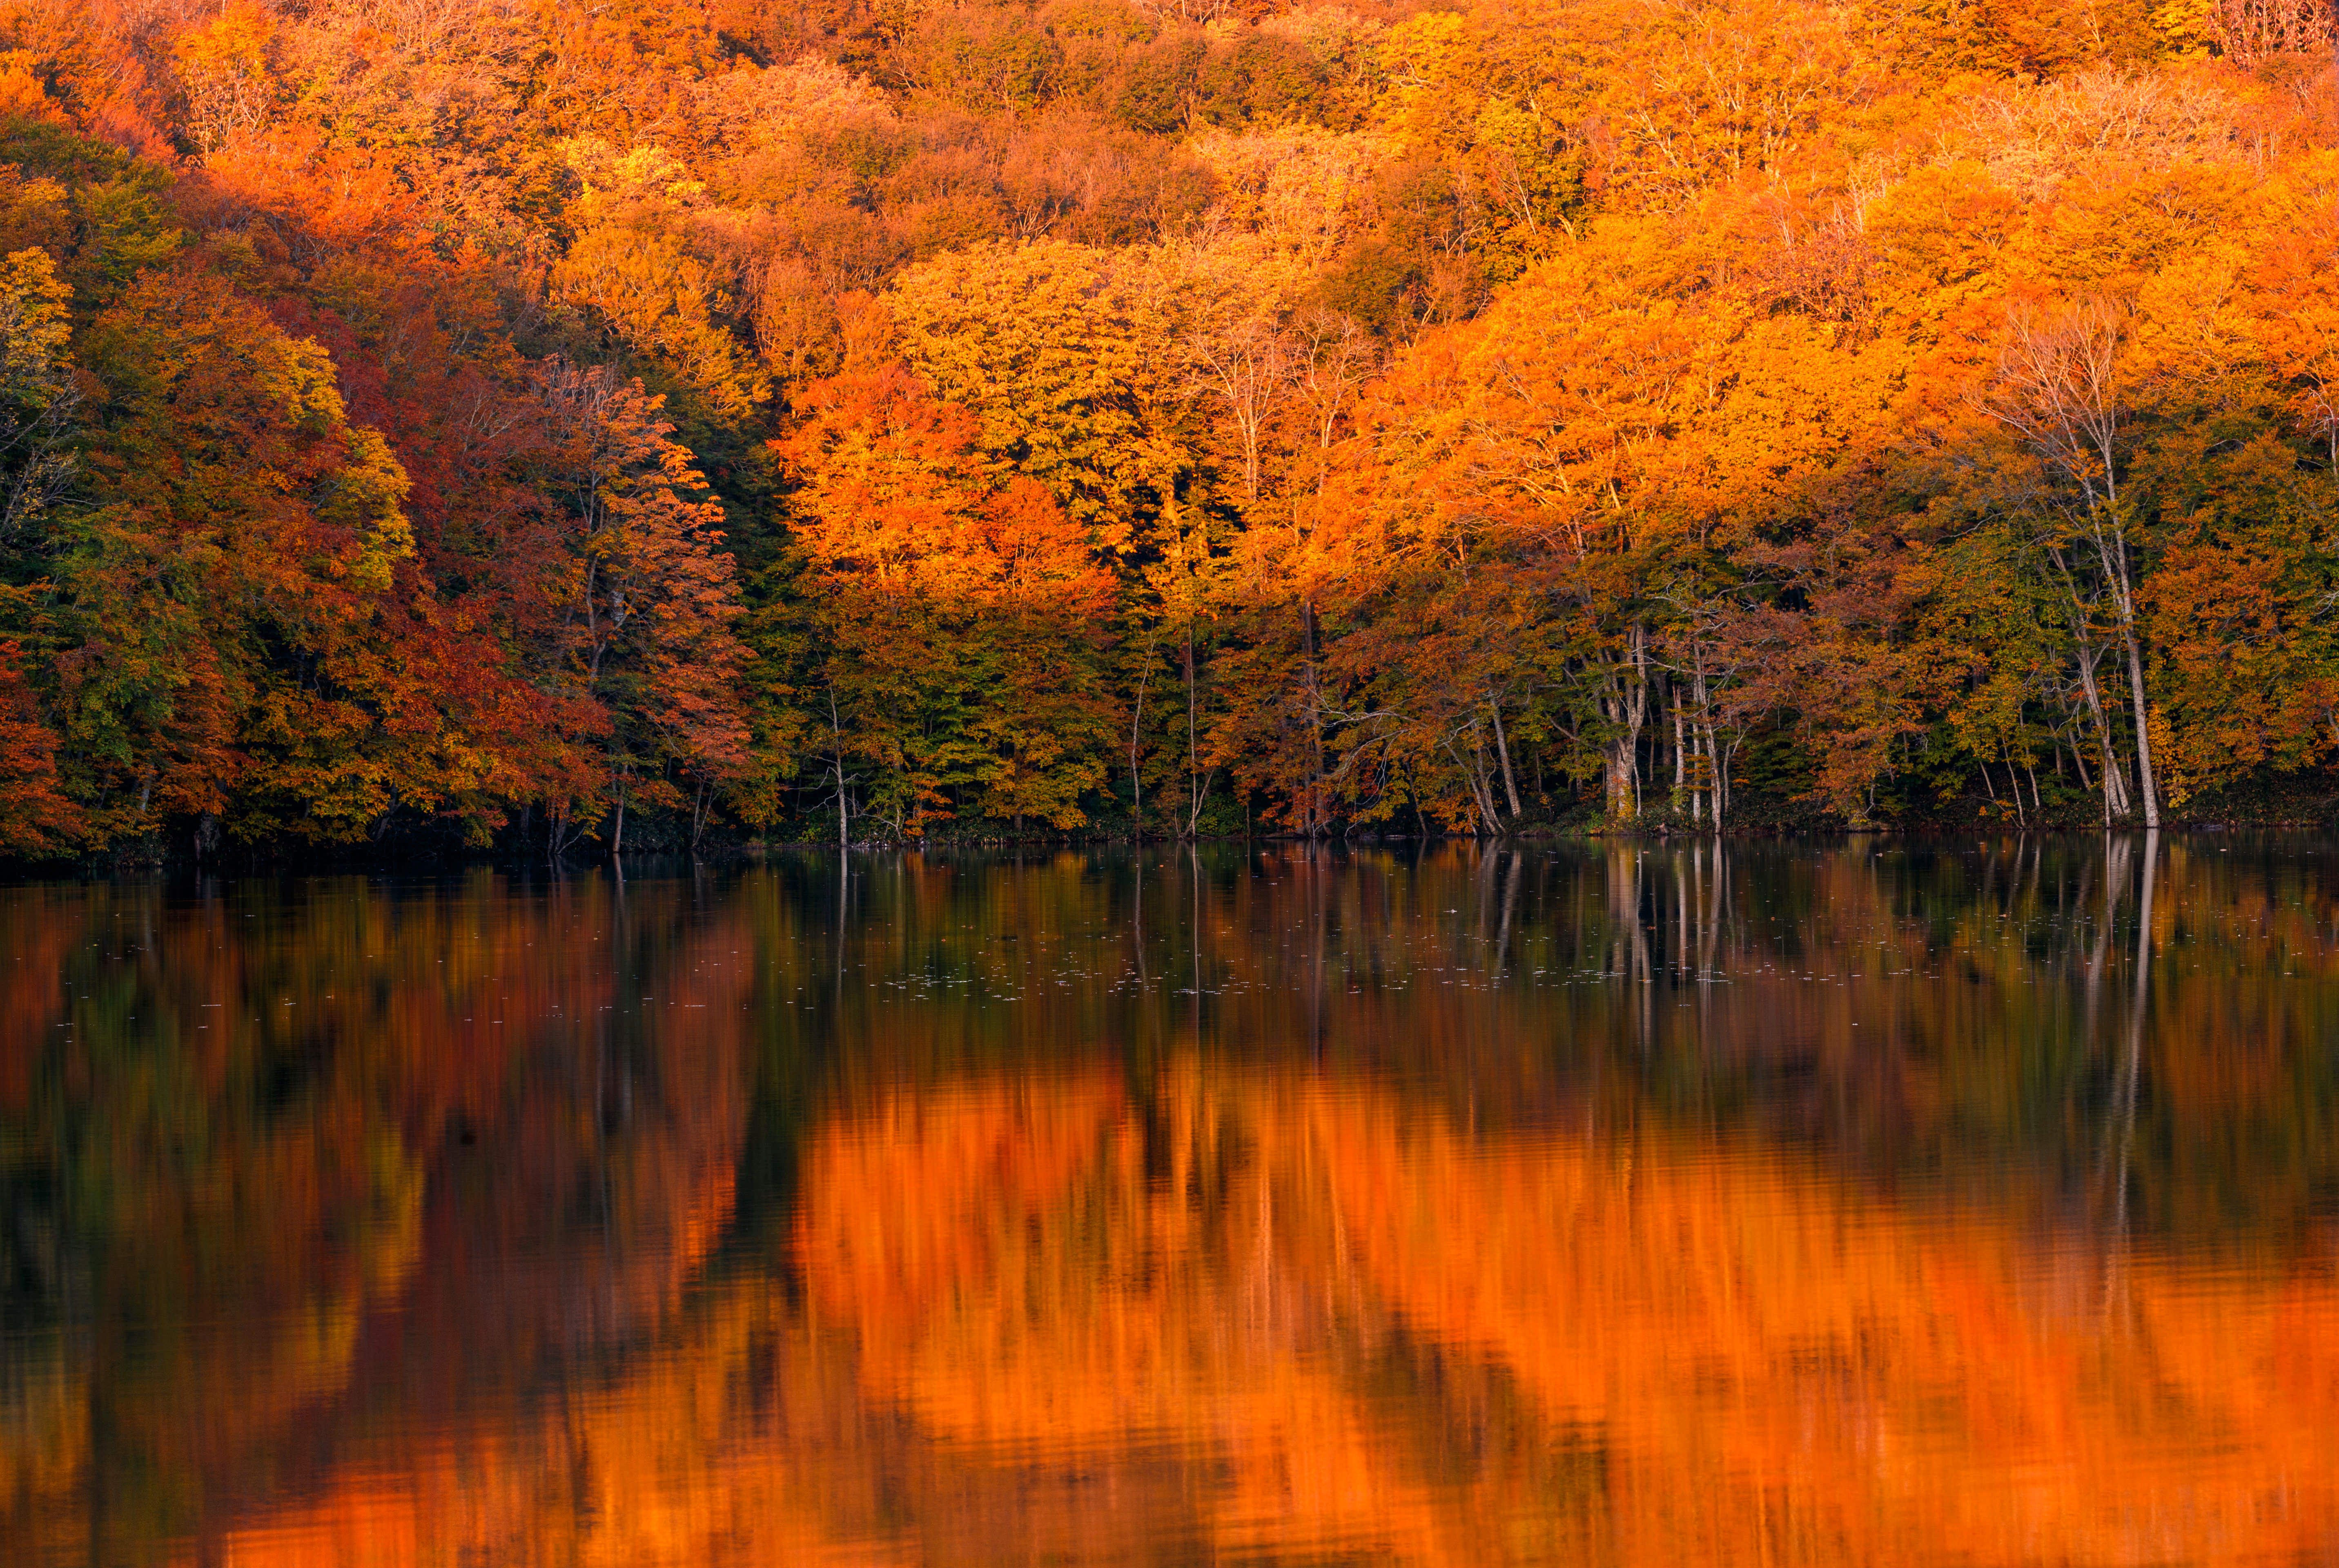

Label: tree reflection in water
[7,839,2339,1565]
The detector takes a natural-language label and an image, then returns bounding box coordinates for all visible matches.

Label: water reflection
[6,840,2339,1565]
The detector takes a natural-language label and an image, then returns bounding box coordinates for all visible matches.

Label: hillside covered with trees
[0,0,2335,855]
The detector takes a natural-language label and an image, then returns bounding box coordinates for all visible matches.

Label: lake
[7,838,2339,1566]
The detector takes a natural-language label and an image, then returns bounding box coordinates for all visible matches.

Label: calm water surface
[6,839,2339,1566]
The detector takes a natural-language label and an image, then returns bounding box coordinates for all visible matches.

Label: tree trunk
[2119,620,2161,828]
[1450,737,1499,835]
[1671,706,1686,813]
[1631,627,1649,818]
[1603,627,1648,824]
[1129,645,1152,842]
[2095,514,2161,828]
[1702,718,1734,831]
[2070,623,2130,822]
[1701,725,1718,826]
[1702,664,1721,833]
[1303,600,1325,836]
[1184,631,1198,840]
[1490,697,1523,820]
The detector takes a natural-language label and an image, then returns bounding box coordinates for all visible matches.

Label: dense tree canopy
[0,0,2336,853]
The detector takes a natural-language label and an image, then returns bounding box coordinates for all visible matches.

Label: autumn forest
[2,0,2337,858]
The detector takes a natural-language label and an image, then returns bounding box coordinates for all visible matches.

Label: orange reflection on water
[206,1062,2339,1566]
[11,846,2339,1567]
[782,1065,2339,1566]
